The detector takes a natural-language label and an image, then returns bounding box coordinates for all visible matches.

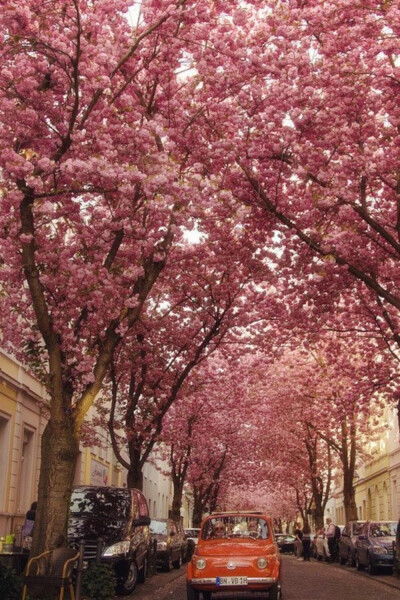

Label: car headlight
[257,557,268,569]
[195,558,206,570]
[102,541,130,557]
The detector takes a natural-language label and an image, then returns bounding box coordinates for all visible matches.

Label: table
[0,551,28,574]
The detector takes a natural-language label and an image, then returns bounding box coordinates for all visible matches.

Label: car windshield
[70,488,130,519]
[370,522,397,537]
[201,516,269,540]
[150,521,168,535]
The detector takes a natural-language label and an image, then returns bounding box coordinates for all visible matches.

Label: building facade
[0,349,174,541]
[326,407,399,525]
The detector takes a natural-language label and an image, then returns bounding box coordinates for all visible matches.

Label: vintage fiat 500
[187,512,282,600]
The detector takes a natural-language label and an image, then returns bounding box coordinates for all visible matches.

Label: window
[17,426,36,512]
[0,413,11,510]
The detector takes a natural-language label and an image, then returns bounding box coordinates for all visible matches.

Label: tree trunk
[341,418,358,522]
[127,445,144,490]
[192,494,205,528]
[343,469,358,522]
[314,505,325,531]
[127,451,143,492]
[31,417,80,556]
[170,481,184,522]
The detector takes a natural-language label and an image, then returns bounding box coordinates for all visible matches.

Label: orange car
[187,511,282,600]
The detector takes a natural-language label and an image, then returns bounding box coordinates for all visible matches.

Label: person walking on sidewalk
[302,523,312,561]
[294,523,303,560]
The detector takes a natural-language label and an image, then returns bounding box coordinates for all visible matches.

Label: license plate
[216,576,248,586]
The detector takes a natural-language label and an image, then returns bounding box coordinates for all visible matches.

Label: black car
[354,520,397,574]
[68,486,151,595]
[338,520,365,566]
[150,518,187,570]
[275,533,296,554]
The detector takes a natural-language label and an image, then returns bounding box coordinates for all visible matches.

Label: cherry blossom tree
[185,1,400,362]
[104,223,276,489]
[256,334,393,526]
[3,0,399,555]
[0,0,255,553]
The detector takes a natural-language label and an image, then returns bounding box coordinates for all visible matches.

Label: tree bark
[31,416,80,556]
[192,493,205,528]
[342,420,358,522]
[170,481,184,522]
[314,506,325,531]
[127,445,144,490]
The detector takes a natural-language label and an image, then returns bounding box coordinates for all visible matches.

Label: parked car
[185,528,200,559]
[187,511,282,600]
[393,521,400,575]
[68,485,151,596]
[339,521,365,566]
[354,520,397,574]
[150,518,187,571]
[177,519,189,561]
[275,533,296,554]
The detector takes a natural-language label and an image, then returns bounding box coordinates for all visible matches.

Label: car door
[168,521,179,562]
[356,523,369,565]
[176,521,188,560]
[340,524,350,561]
[130,490,150,568]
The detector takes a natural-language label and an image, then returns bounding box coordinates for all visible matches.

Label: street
[129,555,400,600]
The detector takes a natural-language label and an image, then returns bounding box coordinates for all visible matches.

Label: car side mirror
[133,515,151,526]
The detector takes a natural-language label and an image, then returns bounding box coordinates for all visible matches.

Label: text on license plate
[216,576,248,586]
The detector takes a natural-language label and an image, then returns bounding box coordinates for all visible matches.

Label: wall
[325,408,397,525]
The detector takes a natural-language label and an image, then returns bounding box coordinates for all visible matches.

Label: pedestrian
[22,501,37,551]
[294,522,303,560]
[324,517,336,562]
[302,523,312,561]
[213,521,226,538]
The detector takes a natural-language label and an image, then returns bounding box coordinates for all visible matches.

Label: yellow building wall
[354,453,391,521]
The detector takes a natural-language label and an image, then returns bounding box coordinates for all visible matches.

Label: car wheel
[367,555,377,575]
[268,581,282,600]
[355,553,365,571]
[173,550,183,569]
[116,560,138,595]
[186,582,200,600]
[138,555,147,583]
